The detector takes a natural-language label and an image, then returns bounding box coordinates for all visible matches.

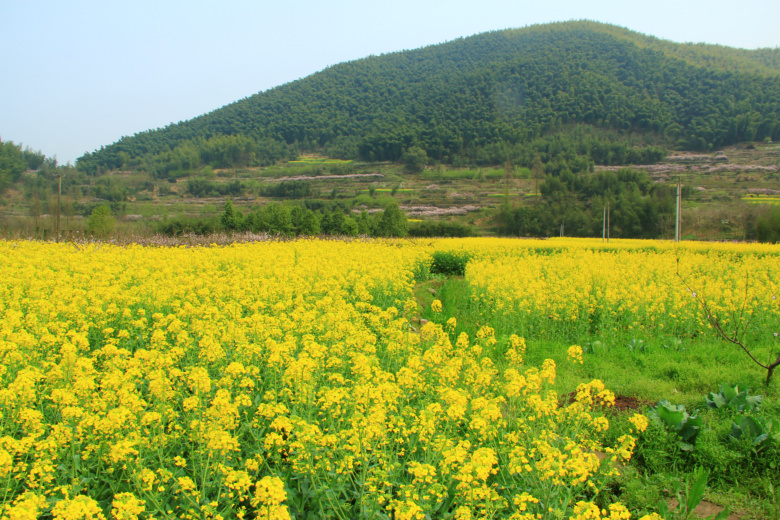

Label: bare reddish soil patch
[562,393,648,412]
[668,498,742,520]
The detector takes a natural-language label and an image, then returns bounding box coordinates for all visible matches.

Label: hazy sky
[2,0,779,165]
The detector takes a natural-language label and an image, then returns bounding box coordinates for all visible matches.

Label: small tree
[299,209,321,236]
[378,201,408,237]
[341,215,359,237]
[679,262,780,386]
[356,211,373,236]
[87,205,116,237]
[221,200,242,232]
[402,146,428,174]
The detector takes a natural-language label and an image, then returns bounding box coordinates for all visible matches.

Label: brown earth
[667,498,742,520]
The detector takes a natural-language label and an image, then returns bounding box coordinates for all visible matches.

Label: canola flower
[460,237,780,341]
[567,345,584,365]
[3,237,774,518]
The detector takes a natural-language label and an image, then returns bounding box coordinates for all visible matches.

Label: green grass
[288,157,353,165]
[373,188,415,193]
[420,168,505,181]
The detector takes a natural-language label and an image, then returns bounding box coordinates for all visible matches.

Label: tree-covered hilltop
[78,20,780,176]
[0,139,55,193]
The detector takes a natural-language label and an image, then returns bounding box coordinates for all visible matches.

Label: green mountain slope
[77,21,780,175]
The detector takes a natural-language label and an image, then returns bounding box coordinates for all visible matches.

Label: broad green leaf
[686,467,709,513]
[706,393,727,409]
[722,383,738,402]
[745,394,763,410]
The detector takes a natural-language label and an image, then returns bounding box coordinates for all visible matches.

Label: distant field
[742,194,780,205]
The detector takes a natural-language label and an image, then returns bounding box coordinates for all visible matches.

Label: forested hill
[77,21,780,175]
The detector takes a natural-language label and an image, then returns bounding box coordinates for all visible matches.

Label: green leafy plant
[662,338,686,352]
[705,383,763,412]
[729,415,780,451]
[649,400,704,451]
[583,340,602,354]
[627,338,648,353]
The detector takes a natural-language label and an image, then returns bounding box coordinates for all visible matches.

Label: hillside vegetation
[76,21,780,176]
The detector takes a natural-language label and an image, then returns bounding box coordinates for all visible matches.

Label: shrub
[376,201,408,237]
[86,205,116,237]
[730,415,780,452]
[407,220,473,237]
[756,207,780,243]
[430,250,471,276]
[648,400,704,451]
[156,216,218,236]
[705,383,762,412]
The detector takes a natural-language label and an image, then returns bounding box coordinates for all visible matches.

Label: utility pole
[675,178,681,242]
[607,201,610,242]
[602,204,606,242]
[56,174,61,243]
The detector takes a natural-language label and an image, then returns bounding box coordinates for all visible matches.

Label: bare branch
[677,259,777,384]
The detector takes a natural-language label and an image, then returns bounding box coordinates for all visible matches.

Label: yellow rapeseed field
[1,238,777,519]
[463,238,780,339]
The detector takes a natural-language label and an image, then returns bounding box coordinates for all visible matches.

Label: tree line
[157,200,410,238]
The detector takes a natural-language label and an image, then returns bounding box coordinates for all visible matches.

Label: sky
[2,0,779,166]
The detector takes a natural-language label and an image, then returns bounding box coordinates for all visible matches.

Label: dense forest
[76,21,780,177]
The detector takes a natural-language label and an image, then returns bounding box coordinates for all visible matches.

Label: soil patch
[561,393,651,413]
[668,498,741,520]
[612,395,645,411]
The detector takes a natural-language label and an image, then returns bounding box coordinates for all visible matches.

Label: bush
[647,400,704,452]
[86,205,116,237]
[156,216,218,236]
[376,202,408,237]
[756,207,780,243]
[430,250,471,276]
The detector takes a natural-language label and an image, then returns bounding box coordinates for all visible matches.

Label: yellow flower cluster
[0,238,728,518]
[628,413,650,434]
[567,345,584,364]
